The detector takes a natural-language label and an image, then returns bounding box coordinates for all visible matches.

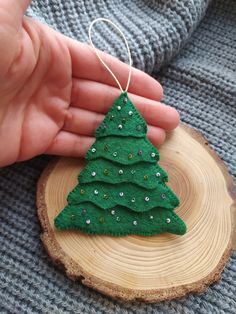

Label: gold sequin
[99,217,105,223]
[104,169,109,175]
[103,194,109,200]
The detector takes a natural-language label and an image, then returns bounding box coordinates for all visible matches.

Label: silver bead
[133,220,138,226]
[166,218,171,224]
[131,170,136,174]
[131,197,136,203]
[117,106,121,111]
[86,219,91,224]
[116,216,120,222]
[118,124,123,130]
[94,189,99,195]
[145,196,150,202]
[150,215,154,219]
[128,111,133,116]
[113,152,118,157]
[161,193,166,199]
[156,172,161,177]
[111,209,115,215]
[138,150,143,156]
[82,209,87,214]
[151,152,156,158]
[91,171,96,177]
[118,169,123,175]
[91,148,96,153]
[119,192,124,197]
[123,97,127,104]
[136,125,142,131]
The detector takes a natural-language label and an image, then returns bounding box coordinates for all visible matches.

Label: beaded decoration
[54,93,186,236]
[54,18,186,236]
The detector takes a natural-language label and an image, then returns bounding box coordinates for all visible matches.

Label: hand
[0,0,179,167]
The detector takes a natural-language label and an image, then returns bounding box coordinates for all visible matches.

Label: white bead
[131,197,135,203]
[117,106,121,111]
[86,219,91,224]
[94,190,99,195]
[166,218,171,224]
[150,215,154,219]
[118,124,123,129]
[113,152,118,157]
[151,152,156,158]
[116,217,120,221]
[128,111,133,116]
[131,170,136,174]
[111,210,115,215]
[133,220,138,226]
[91,148,96,153]
[118,169,123,175]
[156,172,161,177]
[91,171,96,177]
[145,197,150,202]
[119,192,124,197]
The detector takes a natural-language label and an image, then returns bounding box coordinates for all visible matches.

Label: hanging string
[88,18,132,93]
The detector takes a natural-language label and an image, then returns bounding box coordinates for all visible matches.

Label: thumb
[0,0,31,77]
[0,0,31,27]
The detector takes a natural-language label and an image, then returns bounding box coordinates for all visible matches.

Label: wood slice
[37,124,236,302]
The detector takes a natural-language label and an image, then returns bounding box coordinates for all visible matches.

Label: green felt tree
[54,92,186,236]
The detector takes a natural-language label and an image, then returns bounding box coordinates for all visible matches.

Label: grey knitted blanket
[1,0,236,313]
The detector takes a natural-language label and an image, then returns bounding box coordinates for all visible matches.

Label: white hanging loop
[88,18,132,93]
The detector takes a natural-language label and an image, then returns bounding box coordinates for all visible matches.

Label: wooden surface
[37,124,236,302]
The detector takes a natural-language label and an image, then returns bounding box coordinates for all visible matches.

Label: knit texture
[1,0,236,313]
[54,93,186,236]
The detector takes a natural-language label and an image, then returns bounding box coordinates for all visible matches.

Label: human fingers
[45,131,94,158]
[71,79,179,130]
[64,107,166,147]
[46,126,165,159]
[65,37,163,101]
[63,107,165,146]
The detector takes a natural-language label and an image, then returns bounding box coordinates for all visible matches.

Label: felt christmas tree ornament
[54,19,186,236]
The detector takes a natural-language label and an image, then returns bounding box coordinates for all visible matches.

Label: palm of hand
[0,1,179,167]
[1,14,72,165]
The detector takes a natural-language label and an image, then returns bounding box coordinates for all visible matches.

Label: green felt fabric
[67,182,179,211]
[54,203,187,236]
[95,94,147,138]
[54,92,186,236]
[79,159,168,189]
[86,136,159,165]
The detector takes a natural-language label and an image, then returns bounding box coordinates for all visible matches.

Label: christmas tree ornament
[54,18,186,236]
